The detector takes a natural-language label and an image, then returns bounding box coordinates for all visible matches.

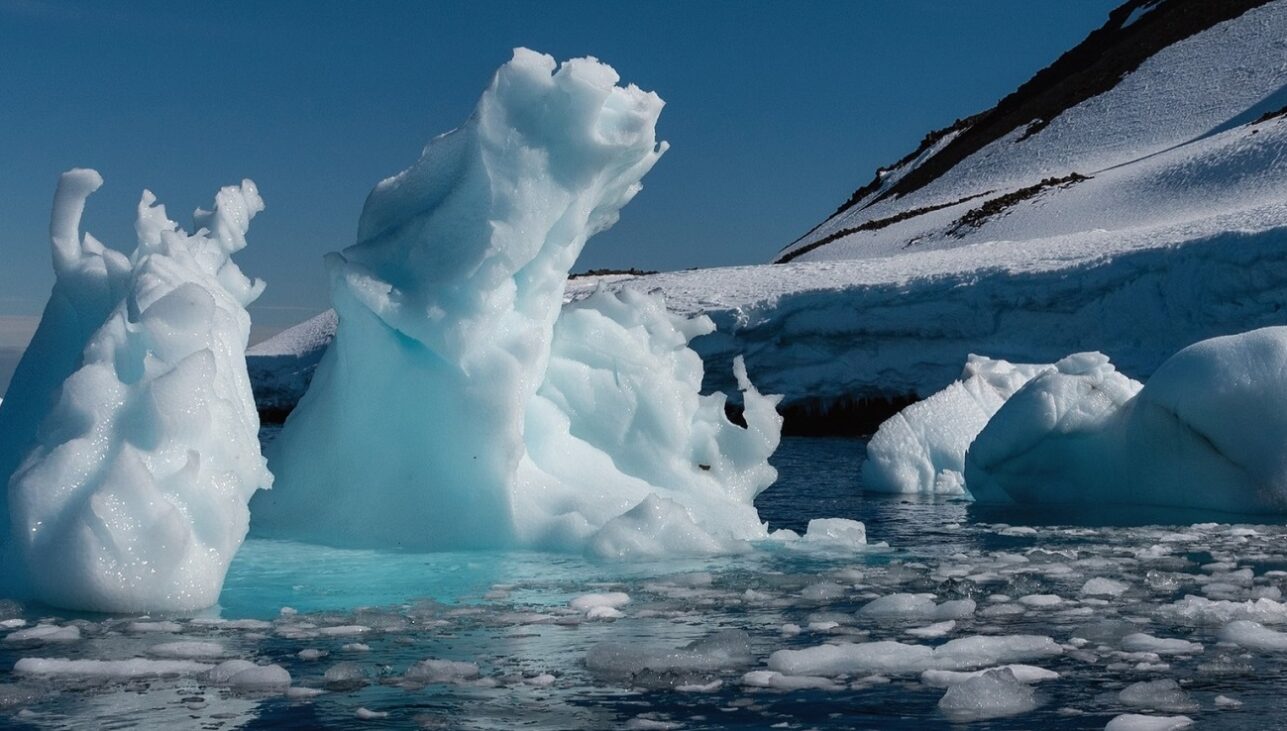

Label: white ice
[865,355,1050,495]
[766,634,1061,677]
[255,49,782,554]
[967,328,1287,514]
[0,170,270,612]
[936,667,1039,722]
[1105,714,1194,731]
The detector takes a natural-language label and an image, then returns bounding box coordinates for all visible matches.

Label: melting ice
[255,49,783,553]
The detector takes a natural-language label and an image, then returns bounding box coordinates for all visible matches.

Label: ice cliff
[254,49,782,551]
[0,171,271,612]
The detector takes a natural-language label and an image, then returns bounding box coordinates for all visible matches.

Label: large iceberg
[255,49,781,552]
[965,327,1287,514]
[863,355,1050,496]
[1,171,271,612]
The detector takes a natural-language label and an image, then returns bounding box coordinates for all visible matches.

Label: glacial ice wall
[1,172,271,612]
[966,327,1287,514]
[256,49,779,552]
[863,355,1051,496]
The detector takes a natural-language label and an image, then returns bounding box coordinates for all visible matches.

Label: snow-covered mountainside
[249,0,1287,431]
[777,0,1283,263]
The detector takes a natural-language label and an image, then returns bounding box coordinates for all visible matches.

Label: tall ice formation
[256,49,782,551]
[0,171,272,612]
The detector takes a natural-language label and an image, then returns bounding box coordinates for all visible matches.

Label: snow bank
[255,50,780,554]
[2,171,270,612]
[967,327,1287,514]
[864,355,1050,495]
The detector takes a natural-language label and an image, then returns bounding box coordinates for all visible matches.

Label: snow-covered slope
[778,0,1285,263]
[248,0,1287,429]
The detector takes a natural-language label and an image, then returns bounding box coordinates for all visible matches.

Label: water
[2,436,1287,728]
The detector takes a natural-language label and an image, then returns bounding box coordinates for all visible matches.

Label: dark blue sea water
[1,436,1285,729]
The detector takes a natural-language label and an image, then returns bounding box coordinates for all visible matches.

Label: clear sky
[0,0,1120,388]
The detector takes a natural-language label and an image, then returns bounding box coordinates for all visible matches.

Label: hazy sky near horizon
[0,0,1119,387]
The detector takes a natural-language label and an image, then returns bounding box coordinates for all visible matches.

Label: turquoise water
[3,436,1287,728]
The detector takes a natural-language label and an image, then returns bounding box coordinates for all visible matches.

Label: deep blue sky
[0,0,1120,365]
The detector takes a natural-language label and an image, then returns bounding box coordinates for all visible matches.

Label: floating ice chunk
[937,667,1039,722]
[297,649,327,661]
[742,670,842,691]
[4,172,270,612]
[14,657,212,678]
[1218,619,1287,650]
[1082,578,1130,597]
[767,634,1061,677]
[404,659,481,684]
[865,356,1052,495]
[587,630,753,677]
[1118,679,1198,713]
[921,664,1058,688]
[586,606,624,620]
[1214,694,1242,708]
[147,641,224,659]
[206,660,258,684]
[1014,594,1065,604]
[286,686,325,700]
[1157,595,1287,625]
[324,661,371,689]
[317,625,369,637]
[907,621,957,639]
[1105,714,1194,731]
[1120,634,1203,655]
[4,625,79,643]
[569,592,631,612]
[859,593,937,619]
[969,329,1287,513]
[624,718,681,731]
[801,518,867,549]
[355,708,388,720]
[228,664,291,690]
[675,679,723,692]
[127,621,183,634]
[858,593,974,621]
[801,582,846,602]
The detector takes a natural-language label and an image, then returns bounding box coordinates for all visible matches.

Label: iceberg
[863,355,1051,495]
[966,327,1287,514]
[1,172,271,612]
[0,170,130,553]
[256,49,781,552]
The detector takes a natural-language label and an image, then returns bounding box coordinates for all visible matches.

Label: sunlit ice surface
[3,436,1287,728]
